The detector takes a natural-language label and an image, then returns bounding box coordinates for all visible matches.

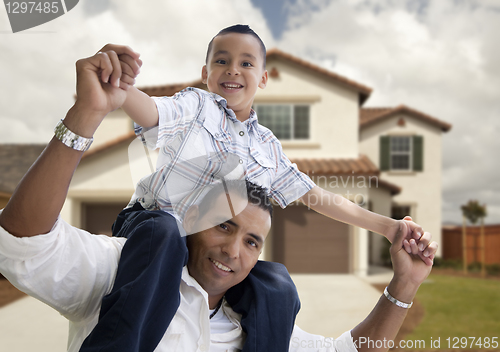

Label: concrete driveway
[0,270,392,351]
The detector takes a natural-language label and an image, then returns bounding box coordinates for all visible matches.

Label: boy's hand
[388,216,436,266]
[96,44,142,89]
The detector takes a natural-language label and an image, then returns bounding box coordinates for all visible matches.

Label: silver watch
[54,119,93,152]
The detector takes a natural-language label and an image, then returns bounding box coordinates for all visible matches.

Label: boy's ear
[258,70,268,89]
[201,65,208,85]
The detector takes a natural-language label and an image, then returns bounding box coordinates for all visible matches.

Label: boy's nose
[226,65,240,76]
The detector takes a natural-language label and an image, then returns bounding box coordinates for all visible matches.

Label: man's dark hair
[197,179,273,221]
[205,24,267,68]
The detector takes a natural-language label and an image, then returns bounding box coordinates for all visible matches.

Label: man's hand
[68,45,141,137]
[386,216,435,265]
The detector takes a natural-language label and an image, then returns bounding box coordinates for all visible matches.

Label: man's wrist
[63,104,106,138]
[387,278,419,304]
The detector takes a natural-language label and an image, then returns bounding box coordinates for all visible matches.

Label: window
[390,136,411,170]
[255,105,310,140]
[380,135,423,171]
[391,205,412,220]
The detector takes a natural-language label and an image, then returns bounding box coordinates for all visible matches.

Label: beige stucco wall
[89,109,133,150]
[255,59,360,159]
[359,115,443,256]
[368,185,393,265]
[63,143,136,226]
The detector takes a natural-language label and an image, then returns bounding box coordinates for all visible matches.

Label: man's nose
[221,236,240,259]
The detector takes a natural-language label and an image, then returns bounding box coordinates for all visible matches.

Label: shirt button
[239,159,243,164]
[239,131,244,136]
[215,133,220,138]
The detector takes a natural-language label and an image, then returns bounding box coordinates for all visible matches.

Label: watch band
[384,286,413,308]
[54,119,93,152]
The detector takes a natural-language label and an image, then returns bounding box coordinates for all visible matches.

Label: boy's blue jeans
[79,202,300,352]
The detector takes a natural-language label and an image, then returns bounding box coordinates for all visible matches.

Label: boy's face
[202,32,268,121]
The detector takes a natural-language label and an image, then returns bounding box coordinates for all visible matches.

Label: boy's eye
[242,62,253,67]
[215,59,226,64]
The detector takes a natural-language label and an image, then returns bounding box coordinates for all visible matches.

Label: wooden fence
[442,224,500,264]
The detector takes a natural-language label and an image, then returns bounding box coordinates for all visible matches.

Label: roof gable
[360,105,452,132]
[266,48,372,105]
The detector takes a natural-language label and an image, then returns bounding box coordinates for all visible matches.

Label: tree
[461,200,487,276]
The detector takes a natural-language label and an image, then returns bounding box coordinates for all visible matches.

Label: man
[0,46,437,352]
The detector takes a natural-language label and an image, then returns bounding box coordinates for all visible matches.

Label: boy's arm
[121,86,159,129]
[300,187,429,261]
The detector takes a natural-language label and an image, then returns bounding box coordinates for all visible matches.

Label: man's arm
[350,218,438,352]
[0,47,141,237]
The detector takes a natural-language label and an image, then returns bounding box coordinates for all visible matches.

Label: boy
[108,24,429,258]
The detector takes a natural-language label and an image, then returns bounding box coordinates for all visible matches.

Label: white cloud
[278,0,500,224]
[0,0,270,141]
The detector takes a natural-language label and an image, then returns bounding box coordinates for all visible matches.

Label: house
[3,49,451,277]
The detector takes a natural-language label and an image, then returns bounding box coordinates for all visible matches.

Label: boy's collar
[209,92,264,143]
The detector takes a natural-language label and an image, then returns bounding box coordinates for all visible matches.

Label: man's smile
[210,258,234,273]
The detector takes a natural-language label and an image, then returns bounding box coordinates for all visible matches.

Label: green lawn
[404,274,500,350]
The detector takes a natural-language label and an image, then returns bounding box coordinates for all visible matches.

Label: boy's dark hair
[197,179,273,221]
[205,24,267,68]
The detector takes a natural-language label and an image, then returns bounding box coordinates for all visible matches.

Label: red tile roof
[360,105,452,132]
[291,155,401,195]
[291,154,379,176]
[82,131,136,160]
[82,140,400,195]
[136,48,372,104]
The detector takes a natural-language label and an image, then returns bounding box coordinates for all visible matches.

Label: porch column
[355,227,369,277]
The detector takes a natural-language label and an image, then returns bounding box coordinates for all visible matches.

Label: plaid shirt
[129,88,315,222]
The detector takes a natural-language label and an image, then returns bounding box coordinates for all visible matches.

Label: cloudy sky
[1,0,499,225]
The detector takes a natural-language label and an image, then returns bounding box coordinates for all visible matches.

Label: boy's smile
[202,32,268,122]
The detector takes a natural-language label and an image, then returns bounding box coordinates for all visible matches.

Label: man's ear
[201,65,208,85]
[258,69,268,89]
[183,205,200,234]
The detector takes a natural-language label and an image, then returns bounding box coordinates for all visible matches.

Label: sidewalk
[291,268,392,338]
[0,296,68,352]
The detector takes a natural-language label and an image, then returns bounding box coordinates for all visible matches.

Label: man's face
[185,196,271,300]
[202,32,268,121]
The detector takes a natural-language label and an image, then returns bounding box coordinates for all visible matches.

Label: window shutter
[413,135,424,171]
[380,136,390,171]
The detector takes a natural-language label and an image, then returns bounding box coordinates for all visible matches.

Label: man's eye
[247,239,257,247]
[218,223,229,231]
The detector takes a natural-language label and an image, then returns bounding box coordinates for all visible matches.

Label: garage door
[83,202,128,236]
[272,205,351,273]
